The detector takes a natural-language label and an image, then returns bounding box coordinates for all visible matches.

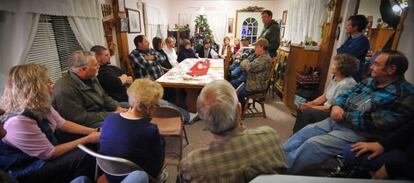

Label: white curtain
[178,12,227,44]
[285,0,326,43]
[145,4,168,45]
[0,0,105,74]
[0,11,39,75]
[68,17,106,50]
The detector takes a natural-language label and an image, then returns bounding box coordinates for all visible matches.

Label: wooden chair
[241,58,278,119]
[151,105,188,160]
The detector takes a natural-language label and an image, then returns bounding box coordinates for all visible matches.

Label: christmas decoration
[193,15,213,47]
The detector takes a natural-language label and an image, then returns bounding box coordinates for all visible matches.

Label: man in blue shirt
[284,50,414,174]
[337,15,370,82]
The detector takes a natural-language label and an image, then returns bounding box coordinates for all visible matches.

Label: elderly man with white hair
[52,51,127,128]
[179,80,287,182]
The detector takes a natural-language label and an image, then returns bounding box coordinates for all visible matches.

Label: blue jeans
[237,84,252,106]
[342,144,407,171]
[230,73,247,88]
[283,118,365,174]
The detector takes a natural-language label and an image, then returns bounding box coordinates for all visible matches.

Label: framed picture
[127,9,141,33]
[282,10,288,25]
[280,27,285,38]
[120,18,129,32]
[228,18,234,33]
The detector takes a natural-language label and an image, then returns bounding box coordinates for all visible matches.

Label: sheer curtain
[285,0,326,44]
[0,11,39,75]
[68,16,106,50]
[145,5,168,45]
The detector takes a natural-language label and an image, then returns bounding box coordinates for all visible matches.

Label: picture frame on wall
[127,9,141,33]
[120,18,129,32]
[228,18,234,33]
[282,10,288,25]
[280,27,285,38]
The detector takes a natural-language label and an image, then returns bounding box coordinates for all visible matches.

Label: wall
[168,0,288,30]
[125,0,170,52]
[398,0,414,83]
[357,0,381,28]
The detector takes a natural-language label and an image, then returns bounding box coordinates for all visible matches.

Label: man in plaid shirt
[129,35,164,80]
[284,50,414,174]
[179,80,287,182]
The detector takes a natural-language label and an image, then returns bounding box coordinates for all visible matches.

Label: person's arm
[240,58,268,74]
[210,49,219,59]
[52,132,100,159]
[52,87,111,126]
[150,127,165,173]
[129,53,157,69]
[2,116,99,160]
[97,69,125,92]
[344,94,414,131]
[60,120,97,135]
[310,94,327,106]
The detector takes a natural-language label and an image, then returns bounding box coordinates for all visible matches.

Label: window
[241,17,259,43]
[26,15,82,82]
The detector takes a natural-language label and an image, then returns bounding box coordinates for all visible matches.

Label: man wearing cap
[259,10,280,58]
[237,38,272,106]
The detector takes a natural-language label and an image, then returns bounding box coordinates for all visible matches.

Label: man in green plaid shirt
[179,80,287,182]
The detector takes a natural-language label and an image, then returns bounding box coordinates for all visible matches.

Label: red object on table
[187,59,210,76]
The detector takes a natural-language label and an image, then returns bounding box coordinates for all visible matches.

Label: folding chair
[77,144,159,183]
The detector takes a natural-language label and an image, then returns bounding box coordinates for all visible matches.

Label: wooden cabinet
[274,45,320,112]
[369,28,395,52]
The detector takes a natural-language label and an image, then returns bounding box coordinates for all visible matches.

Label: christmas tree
[193,15,212,46]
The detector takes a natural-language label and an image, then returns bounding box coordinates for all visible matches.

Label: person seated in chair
[237,38,272,106]
[0,64,100,183]
[162,37,179,68]
[180,80,287,182]
[229,37,253,81]
[53,51,127,128]
[177,39,196,63]
[195,39,219,59]
[100,79,165,182]
[219,36,233,59]
[129,35,165,80]
[340,120,414,180]
[91,45,133,103]
[283,50,414,175]
[153,37,172,72]
[293,54,358,133]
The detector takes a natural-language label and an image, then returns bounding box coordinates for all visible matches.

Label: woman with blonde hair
[0,64,99,182]
[219,36,233,58]
[100,78,165,182]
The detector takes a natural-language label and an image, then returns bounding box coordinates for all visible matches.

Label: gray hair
[68,50,95,72]
[197,80,238,135]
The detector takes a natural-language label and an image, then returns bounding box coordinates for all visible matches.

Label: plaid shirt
[129,48,165,80]
[334,78,414,137]
[179,126,287,183]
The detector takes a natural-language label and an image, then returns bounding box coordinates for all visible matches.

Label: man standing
[91,45,132,102]
[180,80,287,182]
[163,37,179,68]
[283,50,414,174]
[129,35,164,80]
[337,15,370,82]
[52,51,126,127]
[259,10,280,58]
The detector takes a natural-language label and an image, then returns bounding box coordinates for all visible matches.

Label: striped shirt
[179,126,287,183]
[334,78,414,137]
